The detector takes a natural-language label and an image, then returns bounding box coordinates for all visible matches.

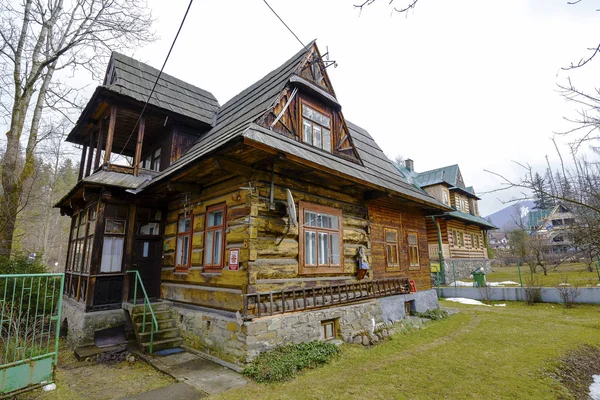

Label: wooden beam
[133,116,145,176]
[103,106,117,164]
[214,156,254,178]
[166,181,203,194]
[85,130,95,177]
[78,142,87,182]
[94,118,104,171]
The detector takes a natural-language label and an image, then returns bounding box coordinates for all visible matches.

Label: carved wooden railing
[242,277,410,320]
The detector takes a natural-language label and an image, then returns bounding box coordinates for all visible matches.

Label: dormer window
[302,103,331,152]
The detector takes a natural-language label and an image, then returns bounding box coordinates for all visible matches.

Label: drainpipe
[429,216,445,286]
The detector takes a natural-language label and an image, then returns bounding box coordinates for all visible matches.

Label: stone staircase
[125,301,183,353]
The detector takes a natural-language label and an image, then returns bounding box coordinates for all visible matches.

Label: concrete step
[135,318,177,331]
[129,302,172,313]
[131,310,172,323]
[138,327,181,341]
[140,337,183,353]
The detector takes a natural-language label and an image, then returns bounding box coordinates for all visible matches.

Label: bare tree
[0,0,155,257]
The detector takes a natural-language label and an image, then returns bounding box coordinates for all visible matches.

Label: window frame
[321,319,338,341]
[175,213,193,272]
[442,189,450,206]
[407,231,420,270]
[384,227,400,269]
[299,201,343,275]
[203,204,227,273]
[299,98,333,153]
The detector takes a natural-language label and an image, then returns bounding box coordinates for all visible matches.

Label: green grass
[486,262,600,287]
[17,341,174,400]
[215,301,600,400]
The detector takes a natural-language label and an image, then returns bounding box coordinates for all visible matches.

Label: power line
[261,0,305,48]
[113,0,194,163]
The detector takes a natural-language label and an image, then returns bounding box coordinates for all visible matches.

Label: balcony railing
[242,277,411,320]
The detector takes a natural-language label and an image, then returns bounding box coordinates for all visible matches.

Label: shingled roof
[146,42,315,183]
[105,52,220,126]
[139,42,448,211]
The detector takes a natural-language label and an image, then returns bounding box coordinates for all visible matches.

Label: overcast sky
[69,0,600,215]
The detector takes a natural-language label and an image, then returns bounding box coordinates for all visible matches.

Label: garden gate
[0,273,64,396]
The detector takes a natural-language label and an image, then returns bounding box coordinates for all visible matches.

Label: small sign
[229,248,240,271]
[430,263,440,273]
[409,280,417,293]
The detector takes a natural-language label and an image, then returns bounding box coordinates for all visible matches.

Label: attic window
[301,103,331,152]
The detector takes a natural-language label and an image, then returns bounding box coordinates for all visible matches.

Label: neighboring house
[528,204,576,254]
[489,232,510,250]
[394,160,497,283]
[56,42,451,366]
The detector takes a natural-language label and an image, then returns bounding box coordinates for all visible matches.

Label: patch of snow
[589,375,600,400]
[448,281,475,287]
[444,298,490,306]
[494,304,507,307]
[42,383,56,392]
[559,283,571,286]
[487,281,519,287]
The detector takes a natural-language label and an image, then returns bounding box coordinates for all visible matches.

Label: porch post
[103,106,117,164]
[85,130,95,177]
[94,118,104,171]
[77,142,88,181]
[122,203,136,302]
[133,117,145,176]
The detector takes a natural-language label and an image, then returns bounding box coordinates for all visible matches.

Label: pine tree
[532,173,552,210]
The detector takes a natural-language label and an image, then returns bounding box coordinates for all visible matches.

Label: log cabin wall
[368,199,432,291]
[446,219,487,259]
[246,168,370,294]
[161,176,250,311]
[451,192,470,214]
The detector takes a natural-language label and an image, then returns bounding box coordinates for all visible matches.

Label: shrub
[524,277,542,306]
[0,255,47,275]
[243,341,340,383]
[412,308,449,321]
[556,276,581,309]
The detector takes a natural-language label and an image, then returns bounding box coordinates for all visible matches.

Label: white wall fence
[439,286,600,305]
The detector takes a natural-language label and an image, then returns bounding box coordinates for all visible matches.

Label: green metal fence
[0,273,64,396]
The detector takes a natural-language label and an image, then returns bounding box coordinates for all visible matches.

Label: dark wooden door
[131,238,162,299]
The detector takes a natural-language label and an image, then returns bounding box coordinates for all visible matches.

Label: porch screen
[100,204,127,273]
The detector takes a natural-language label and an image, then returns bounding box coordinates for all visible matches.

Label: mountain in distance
[484,200,535,232]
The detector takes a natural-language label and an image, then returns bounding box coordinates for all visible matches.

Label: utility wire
[261,0,305,48]
[113,0,194,163]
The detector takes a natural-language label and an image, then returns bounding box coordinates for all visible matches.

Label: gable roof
[135,42,448,210]
[105,52,220,126]
[414,165,460,188]
[445,210,497,230]
[143,42,316,186]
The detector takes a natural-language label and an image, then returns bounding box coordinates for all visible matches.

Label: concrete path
[144,351,249,396]
[119,382,205,400]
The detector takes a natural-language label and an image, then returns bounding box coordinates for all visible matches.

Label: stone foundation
[436,259,492,285]
[62,297,132,348]
[174,290,439,367]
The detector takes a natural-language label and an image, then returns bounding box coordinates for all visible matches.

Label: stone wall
[378,289,440,322]
[62,297,132,348]
[438,258,492,285]
[244,301,383,361]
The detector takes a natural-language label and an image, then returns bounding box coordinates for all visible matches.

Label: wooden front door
[131,237,162,299]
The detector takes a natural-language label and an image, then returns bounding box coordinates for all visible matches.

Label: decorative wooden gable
[455,168,465,189]
[257,44,362,164]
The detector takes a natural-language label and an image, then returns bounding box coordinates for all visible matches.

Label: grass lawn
[17,342,174,400]
[486,262,600,287]
[216,301,600,400]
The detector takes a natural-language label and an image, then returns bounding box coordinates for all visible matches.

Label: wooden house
[395,161,497,284]
[57,42,450,366]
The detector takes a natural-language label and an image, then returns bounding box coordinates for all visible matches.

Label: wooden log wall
[446,219,487,259]
[161,176,250,311]
[246,169,369,294]
[368,199,432,291]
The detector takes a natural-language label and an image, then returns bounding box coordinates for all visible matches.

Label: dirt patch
[547,344,600,399]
